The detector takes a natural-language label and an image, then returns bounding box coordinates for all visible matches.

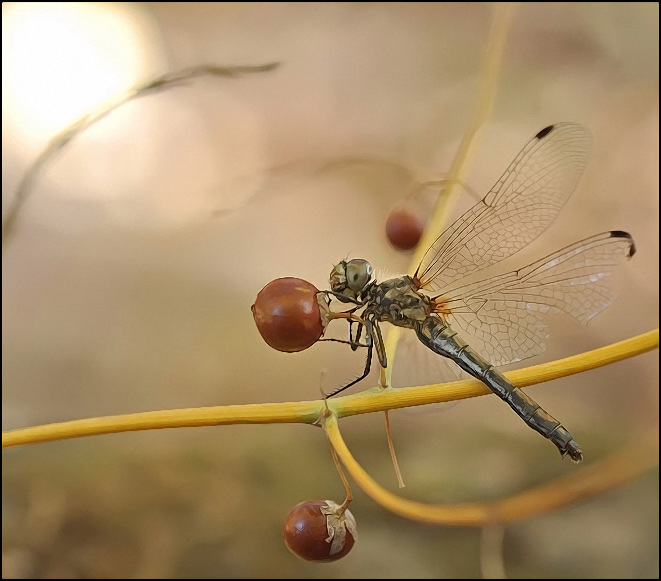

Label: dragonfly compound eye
[345,259,373,293]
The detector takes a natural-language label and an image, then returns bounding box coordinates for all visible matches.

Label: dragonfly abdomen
[414,317,583,462]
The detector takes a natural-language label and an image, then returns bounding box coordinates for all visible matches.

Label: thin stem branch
[2,329,657,449]
[480,525,507,579]
[384,410,406,488]
[328,440,354,512]
[1,62,279,252]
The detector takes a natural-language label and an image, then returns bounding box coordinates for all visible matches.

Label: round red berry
[251,277,326,352]
[385,208,425,251]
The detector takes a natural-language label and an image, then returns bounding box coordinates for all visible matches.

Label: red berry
[251,277,326,352]
[385,208,425,251]
[283,500,357,562]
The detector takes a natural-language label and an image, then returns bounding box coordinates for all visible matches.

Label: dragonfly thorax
[364,275,432,328]
[329,258,374,301]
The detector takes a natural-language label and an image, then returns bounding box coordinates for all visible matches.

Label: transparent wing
[389,328,467,416]
[415,123,592,292]
[389,326,466,388]
[433,231,635,366]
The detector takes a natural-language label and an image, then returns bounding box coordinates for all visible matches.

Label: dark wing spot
[610,230,637,257]
[535,124,555,139]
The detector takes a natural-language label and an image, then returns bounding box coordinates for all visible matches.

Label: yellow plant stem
[324,412,658,526]
[2,329,657,449]
[1,401,322,448]
[331,329,659,415]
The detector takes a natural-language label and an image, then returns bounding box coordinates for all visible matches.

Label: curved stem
[324,412,658,526]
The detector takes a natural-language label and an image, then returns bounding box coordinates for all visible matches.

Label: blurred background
[2,2,658,578]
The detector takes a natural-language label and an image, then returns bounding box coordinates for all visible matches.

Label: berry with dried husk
[283,499,357,562]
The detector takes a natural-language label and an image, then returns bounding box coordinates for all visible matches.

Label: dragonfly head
[329,259,374,300]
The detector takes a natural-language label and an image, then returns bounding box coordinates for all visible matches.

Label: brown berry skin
[385,208,425,251]
[251,277,325,352]
[283,500,356,562]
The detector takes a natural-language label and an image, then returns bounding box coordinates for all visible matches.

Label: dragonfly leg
[349,320,364,352]
[326,319,380,397]
[319,337,369,349]
[370,319,388,369]
[321,289,362,306]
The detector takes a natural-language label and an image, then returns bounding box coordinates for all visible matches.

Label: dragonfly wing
[438,231,636,366]
[389,325,466,388]
[415,123,592,293]
[448,305,550,368]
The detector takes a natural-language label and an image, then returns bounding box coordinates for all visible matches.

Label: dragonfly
[322,123,636,462]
